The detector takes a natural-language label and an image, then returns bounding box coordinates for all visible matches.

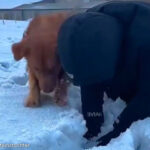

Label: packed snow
[0,0,41,9]
[0,19,150,150]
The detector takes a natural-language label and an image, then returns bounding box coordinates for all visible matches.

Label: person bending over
[58,1,150,145]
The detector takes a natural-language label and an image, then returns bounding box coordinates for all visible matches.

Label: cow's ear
[12,40,29,61]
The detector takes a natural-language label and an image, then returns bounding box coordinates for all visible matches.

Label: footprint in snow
[0,62,10,71]
[11,73,28,86]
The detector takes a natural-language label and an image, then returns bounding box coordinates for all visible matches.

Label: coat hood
[58,12,123,85]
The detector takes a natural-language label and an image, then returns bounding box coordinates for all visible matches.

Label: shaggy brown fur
[12,13,71,107]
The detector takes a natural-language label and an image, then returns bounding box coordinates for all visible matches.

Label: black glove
[81,83,105,139]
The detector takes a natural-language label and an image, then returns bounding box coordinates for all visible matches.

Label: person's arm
[81,83,104,139]
[98,49,150,145]
[98,93,150,145]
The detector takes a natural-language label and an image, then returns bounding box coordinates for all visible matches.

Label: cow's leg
[54,77,69,106]
[25,69,40,107]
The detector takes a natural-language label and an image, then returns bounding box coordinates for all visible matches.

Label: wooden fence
[0,8,87,20]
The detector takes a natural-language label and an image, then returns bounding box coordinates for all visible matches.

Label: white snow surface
[0,0,41,9]
[0,19,150,150]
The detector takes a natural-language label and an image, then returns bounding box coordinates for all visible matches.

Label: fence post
[2,13,5,24]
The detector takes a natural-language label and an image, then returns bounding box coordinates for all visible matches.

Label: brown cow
[12,13,71,107]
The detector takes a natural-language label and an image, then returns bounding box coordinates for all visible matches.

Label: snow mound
[91,118,150,150]
[0,85,86,150]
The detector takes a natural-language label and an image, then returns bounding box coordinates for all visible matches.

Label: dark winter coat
[58,1,150,145]
[58,1,150,101]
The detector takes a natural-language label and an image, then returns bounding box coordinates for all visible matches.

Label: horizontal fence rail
[0,8,87,20]
[0,0,149,20]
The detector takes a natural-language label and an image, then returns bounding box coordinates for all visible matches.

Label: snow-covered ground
[0,19,150,150]
[0,0,41,9]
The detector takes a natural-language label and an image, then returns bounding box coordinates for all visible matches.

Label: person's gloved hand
[97,128,120,146]
[97,132,113,146]
[84,131,99,140]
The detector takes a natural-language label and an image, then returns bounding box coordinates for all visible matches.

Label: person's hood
[58,12,123,85]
